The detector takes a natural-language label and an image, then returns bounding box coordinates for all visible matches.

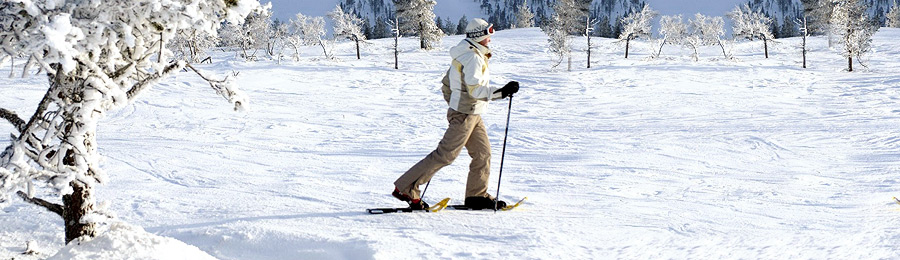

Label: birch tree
[619,5,658,59]
[728,4,775,58]
[0,0,258,244]
[831,0,878,71]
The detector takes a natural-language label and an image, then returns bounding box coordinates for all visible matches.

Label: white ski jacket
[441,39,502,115]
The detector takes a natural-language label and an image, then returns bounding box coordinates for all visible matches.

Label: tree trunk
[63,181,96,244]
[586,35,591,68]
[419,22,426,49]
[625,38,630,59]
[763,38,768,59]
[802,36,807,69]
[355,38,361,60]
[848,55,853,72]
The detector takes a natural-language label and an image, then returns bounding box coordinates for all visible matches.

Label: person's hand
[494,81,519,99]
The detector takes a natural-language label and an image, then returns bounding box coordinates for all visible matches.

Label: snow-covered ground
[3,27,900,259]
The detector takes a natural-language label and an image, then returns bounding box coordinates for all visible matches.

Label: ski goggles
[467,24,495,39]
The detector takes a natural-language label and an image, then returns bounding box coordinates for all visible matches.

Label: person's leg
[464,115,492,198]
[394,109,477,200]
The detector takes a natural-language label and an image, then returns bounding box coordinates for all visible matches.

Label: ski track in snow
[3,28,900,259]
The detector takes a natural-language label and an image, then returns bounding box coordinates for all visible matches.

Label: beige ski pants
[394,108,492,200]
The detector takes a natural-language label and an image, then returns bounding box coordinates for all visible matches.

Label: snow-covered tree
[544,0,587,70]
[514,0,536,28]
[653,15,688,59]
[887,0,900,27]
[729,4,776,58]
[287,13,333,60]
[393,0,443,50]
[169,29,217,63]
[0,0,258,244]
[236,6,273,61]
[328,5,367,59]
[686,14,729,61]
[619,5,658,59]
[831,0,878,72]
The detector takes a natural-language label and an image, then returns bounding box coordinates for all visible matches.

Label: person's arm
[458,53,500,101]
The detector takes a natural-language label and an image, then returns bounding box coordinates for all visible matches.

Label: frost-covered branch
[185,64,248,111]
[0,108,25,133]
[17,191,63,217]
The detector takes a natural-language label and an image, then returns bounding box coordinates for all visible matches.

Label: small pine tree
[457,15,469,35]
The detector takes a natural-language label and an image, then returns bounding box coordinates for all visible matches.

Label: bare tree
[796,16,810,68]
[0,0,258,244]
[586,16,598,68]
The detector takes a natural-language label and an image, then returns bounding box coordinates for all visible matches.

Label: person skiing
[392,18,520,210]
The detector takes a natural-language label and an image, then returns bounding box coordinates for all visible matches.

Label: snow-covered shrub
[0,0,259,244]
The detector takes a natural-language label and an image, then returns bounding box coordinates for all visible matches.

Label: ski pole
[495,94,513,211]
[421,180,431,201]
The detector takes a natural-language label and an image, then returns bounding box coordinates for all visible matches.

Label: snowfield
[3,27,900,259]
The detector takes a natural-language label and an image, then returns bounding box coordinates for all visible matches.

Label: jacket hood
[450,39,490,59]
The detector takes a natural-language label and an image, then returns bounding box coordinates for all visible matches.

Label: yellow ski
[894,197,900,206]
[428,198,452,212]
[500,197,527,211]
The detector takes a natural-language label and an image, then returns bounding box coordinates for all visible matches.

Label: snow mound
[48,222,216,260]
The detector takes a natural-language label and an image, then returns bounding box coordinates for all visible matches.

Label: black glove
[494,81,519,99]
